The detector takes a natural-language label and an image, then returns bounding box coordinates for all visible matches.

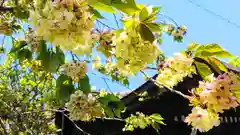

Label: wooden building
[55,60,240,135]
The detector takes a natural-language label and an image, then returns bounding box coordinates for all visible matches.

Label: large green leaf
[56,74,75,103]
[111,0,140,15]
[140,6,160,23]
[186,42,201,52]
[145,23,162,32]
[194,61,213,80]
[78,75,91,94]
[194,44,232,58]
[98,94,124,117]
[37,43,65,73]
[138,23,155,43]
[139,6,152,22]
[89,0,117,13]
[207,57,228,73]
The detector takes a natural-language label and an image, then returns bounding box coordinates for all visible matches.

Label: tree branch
[140,70,191,100]
[0,6,14,12]
[0,117,8,135]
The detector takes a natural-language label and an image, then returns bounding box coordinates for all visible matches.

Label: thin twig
[113,14,120,28]
[157,13,179,27]
[96,20,116,30]
[0,117,8,135]
[103,78,113,93]
[140,71,190,100]
[91,72,132,91]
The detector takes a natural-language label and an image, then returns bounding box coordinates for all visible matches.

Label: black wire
[187,0,240,29]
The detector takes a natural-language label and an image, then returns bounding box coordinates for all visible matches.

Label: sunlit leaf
[186,42,201,52]
[111,0,140,15]
[89,0,117,13]
[194,43,232,58]
[229,56,240,67]
[194,61,213,80]
[139,6,152,22]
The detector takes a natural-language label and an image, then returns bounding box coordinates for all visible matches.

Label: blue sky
[89,0,240,92]
[1,0,240,93]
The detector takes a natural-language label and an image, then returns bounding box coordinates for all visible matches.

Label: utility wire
[187,0,240,29]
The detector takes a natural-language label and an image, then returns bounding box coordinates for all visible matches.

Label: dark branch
[0,6,14,12]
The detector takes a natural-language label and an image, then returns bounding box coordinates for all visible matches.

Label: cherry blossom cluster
[114,30,161,75]
[66,90,104,121]
[185,72,240,132]
[25,28,42,52]
[96,31,115,58]
[164,24,187,39]
[156,53,196,88]
[61,61,87,82]
[0,21,12,36]
[30,0,94,55]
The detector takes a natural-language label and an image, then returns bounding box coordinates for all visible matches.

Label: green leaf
[151,123,160,134]
[145,23,162,32]
[194,61,213,80]
[139,6,152,22]
[10,40,27,53]
[194,43,232,58]
[78,75,91,94]
[123,79,129,86]
[111,0,140,15]
[89,7,105,19]
[200,51,232,58]
[207,57,228,73]
[152,6,162,14]
[103,107,114,117]
[16,48,32,61]
[89,0,117,13]
[98,94,124,117]
[56,74,75,103]
[113,108,122,118]
[229,56,240,67]
[37,44,65,72]
[186,42,201,52]
[138,24,155,43]
[150,113,164,124]
[122,18,135,28]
